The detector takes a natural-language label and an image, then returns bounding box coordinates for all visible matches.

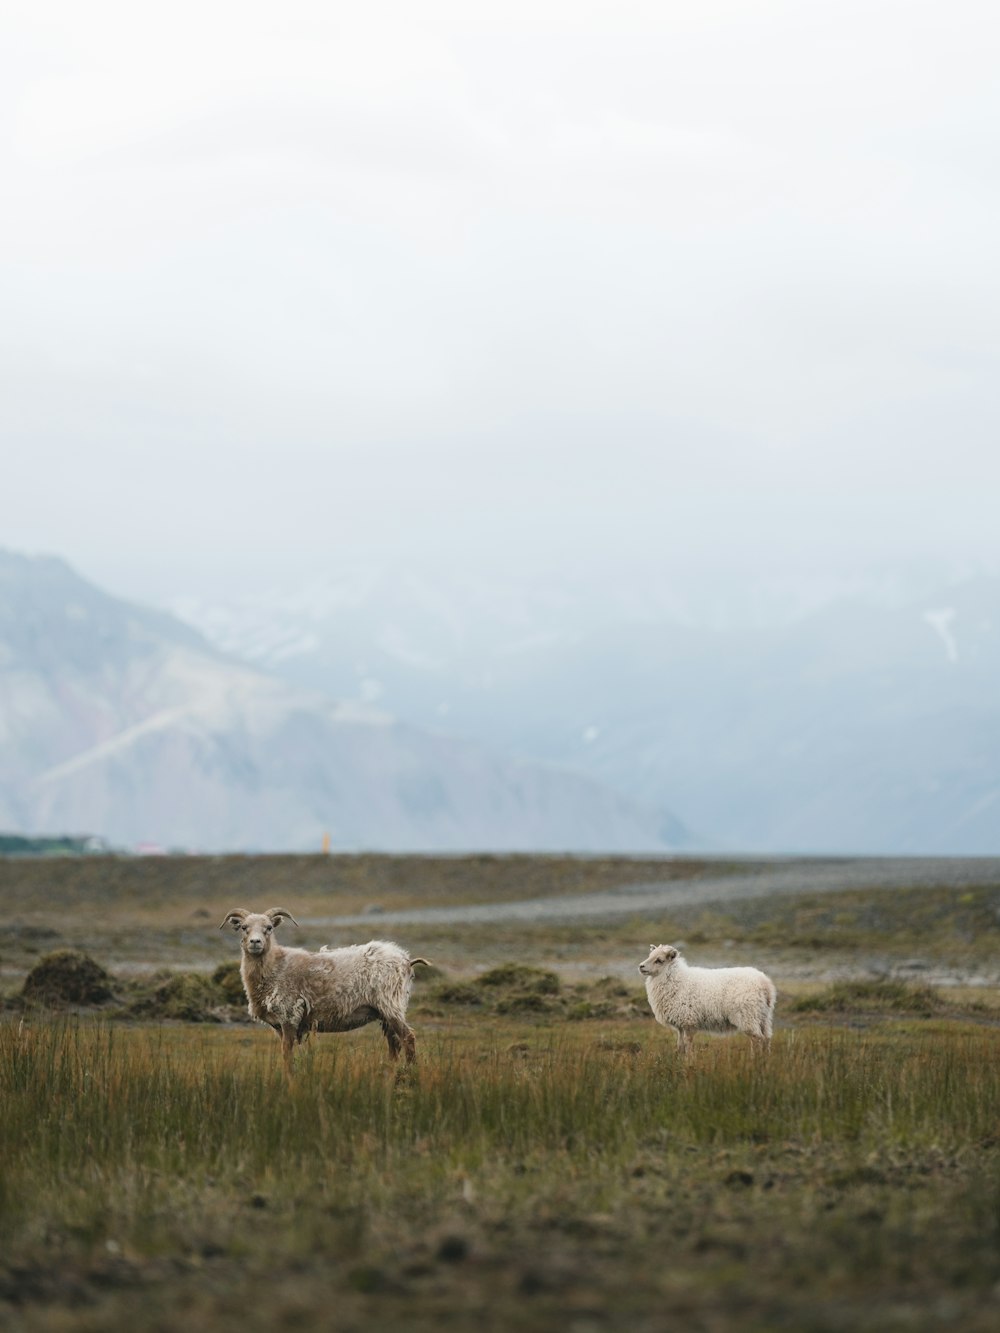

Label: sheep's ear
[665,947,678,961]
[220,910,248,931]
[265,907,299,928]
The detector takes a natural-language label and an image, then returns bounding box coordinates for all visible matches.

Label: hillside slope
[0,551,690,852]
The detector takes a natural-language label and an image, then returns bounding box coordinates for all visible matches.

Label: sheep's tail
[409,957,433,969]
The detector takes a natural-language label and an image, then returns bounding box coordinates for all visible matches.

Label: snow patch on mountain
[923,608,959,663]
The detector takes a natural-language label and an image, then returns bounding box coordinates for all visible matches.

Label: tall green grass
[1,1018,998,1330]
[2,1022,996,1219]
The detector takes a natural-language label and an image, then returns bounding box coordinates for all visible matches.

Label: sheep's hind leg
[749,1030,771,1057]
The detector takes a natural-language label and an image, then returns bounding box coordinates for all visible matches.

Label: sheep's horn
[265,907,299,926]
[220,908,250,930]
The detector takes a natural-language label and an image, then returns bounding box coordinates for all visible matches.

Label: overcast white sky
[2,0,999,615]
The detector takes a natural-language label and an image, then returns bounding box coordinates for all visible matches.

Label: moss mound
[129,972,228,1023]
[432,982,485,1007]
[496,991,558,1015]
[429,966,561,1013]
[791,979,945,1016]
[477,964,561,995]
[212,961,245,1005]
[21,950,115,1007]
[568,976,648,1021]
[425,964,647,1021]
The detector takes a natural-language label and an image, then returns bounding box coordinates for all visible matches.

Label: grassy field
[1,855,999,1331]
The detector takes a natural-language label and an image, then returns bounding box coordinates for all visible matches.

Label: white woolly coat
[242,940,416,1039]
[644,955,776,1043]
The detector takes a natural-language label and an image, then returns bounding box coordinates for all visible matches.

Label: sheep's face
[238,913,276,958]
[220,908,298,959]
[638,945,679,977]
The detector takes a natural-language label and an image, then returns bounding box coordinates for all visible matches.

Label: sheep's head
[638,944,679,977]
[220,907,299,959]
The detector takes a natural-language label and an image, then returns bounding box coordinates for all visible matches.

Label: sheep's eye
[264,925,272,933]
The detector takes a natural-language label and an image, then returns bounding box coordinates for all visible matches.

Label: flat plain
[2,853,999,1332]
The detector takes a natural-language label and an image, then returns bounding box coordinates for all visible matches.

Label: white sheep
[639,944,776,1057]
[220,907,429,1074]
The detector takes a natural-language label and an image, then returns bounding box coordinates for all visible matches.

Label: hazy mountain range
[170,567,1000,855]
[0,551,690,852]
[5,547,999,854]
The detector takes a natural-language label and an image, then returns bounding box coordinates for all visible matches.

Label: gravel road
[306,856,1000,931]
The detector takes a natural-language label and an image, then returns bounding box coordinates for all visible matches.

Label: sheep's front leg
[676,1029,694,1059]
[381,1016,416,1065]
[279,1023,297,1080]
